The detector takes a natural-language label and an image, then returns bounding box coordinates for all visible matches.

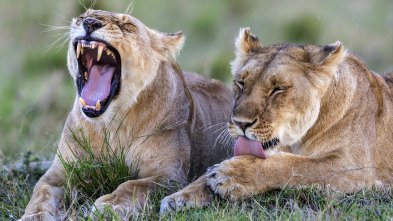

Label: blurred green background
[1,0,392,162]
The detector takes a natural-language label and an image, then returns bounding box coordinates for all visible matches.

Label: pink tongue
[81,64,116,106]
[234,136,268,159]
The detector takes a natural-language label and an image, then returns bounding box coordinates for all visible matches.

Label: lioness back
[183,71,233,179]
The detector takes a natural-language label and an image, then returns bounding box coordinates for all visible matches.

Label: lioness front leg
[207,153,373,201]
[92,176,164,219]
[21,164,65,221]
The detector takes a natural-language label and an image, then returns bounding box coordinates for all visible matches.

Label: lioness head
[67,9,184,119]
[229,28,346,158]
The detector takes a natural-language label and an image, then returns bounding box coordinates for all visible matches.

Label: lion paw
[160,180,212,214]
[206,160,254,201]
[160,192,190,214]
[91,194,139,220]
[20,212,57,221]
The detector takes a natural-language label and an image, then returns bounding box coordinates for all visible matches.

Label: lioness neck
[300,54,380,155]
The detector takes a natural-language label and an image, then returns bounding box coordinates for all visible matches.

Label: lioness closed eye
[160,27,393,213]
[21,9,233,220]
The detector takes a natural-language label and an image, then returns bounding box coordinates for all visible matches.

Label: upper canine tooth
[97,45,104,61]
[96,100,101,110]
[77,42,81,58]
[92,44,96,49]
[80,97,86,107]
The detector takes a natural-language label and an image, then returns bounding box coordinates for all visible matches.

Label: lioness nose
[83,18,103,35]
[233,119,257,132]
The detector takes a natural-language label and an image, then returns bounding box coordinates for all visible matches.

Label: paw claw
[208,172,216,178]
[206,160,251,201]
[168,200,176,211]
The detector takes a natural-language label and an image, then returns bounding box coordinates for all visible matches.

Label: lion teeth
[84,72,88,81]
[77,42,81,58]
[96,100,101,110]
[97,45,104,61]
[80,97,86,107]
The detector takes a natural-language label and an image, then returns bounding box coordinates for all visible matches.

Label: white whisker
[40,24,71,33]
[49,32,70,38]
[214,128,228,149]
[45,34,69,53]
[55,36,71,52]
[201,122,226,132]
[89,0,97,9]
[224,132,234,148]
[213,126,227,134]
[78,0,88,11]
[124,0,135,15]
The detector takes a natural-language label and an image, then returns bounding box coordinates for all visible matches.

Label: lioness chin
[21,9,233,220]
[160,28,393,213]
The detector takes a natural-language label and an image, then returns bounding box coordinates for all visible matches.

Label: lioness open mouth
[74,39,121,118]
[234,136,279,159]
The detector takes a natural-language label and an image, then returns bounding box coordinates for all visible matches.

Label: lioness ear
[312,41,346,68]
[231,28,263,75]
[306,42,346,89]
[148,30,185,59]
[234,27,263,58]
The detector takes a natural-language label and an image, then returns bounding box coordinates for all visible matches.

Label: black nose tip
[83,18,103,35]
[233,119,256,132]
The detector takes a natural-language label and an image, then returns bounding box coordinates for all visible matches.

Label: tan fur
[21,10,232,220]
[160,28,393,213]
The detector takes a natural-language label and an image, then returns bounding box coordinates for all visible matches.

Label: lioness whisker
[224,132,234,148]
[49,31,70,38]
[77,0,88,11]
[212,125,228,134]
[40,23,71,32]
[200,122,227,132]
[214,128,229,149]
[46,34,70,52]
[124,0,135,15]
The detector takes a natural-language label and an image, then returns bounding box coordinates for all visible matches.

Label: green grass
[59,126,139,201]
[2,151,393,220]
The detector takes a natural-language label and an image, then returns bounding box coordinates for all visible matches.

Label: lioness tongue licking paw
[234,136,268,159]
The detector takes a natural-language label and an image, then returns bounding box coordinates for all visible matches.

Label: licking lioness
[160,28,393,213]
[21,9,233,220]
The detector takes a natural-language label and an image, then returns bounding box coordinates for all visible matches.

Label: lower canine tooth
[96,100,101,110]
[84,72,88,81]
[97,45,104,61]
[80,97,86,107]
